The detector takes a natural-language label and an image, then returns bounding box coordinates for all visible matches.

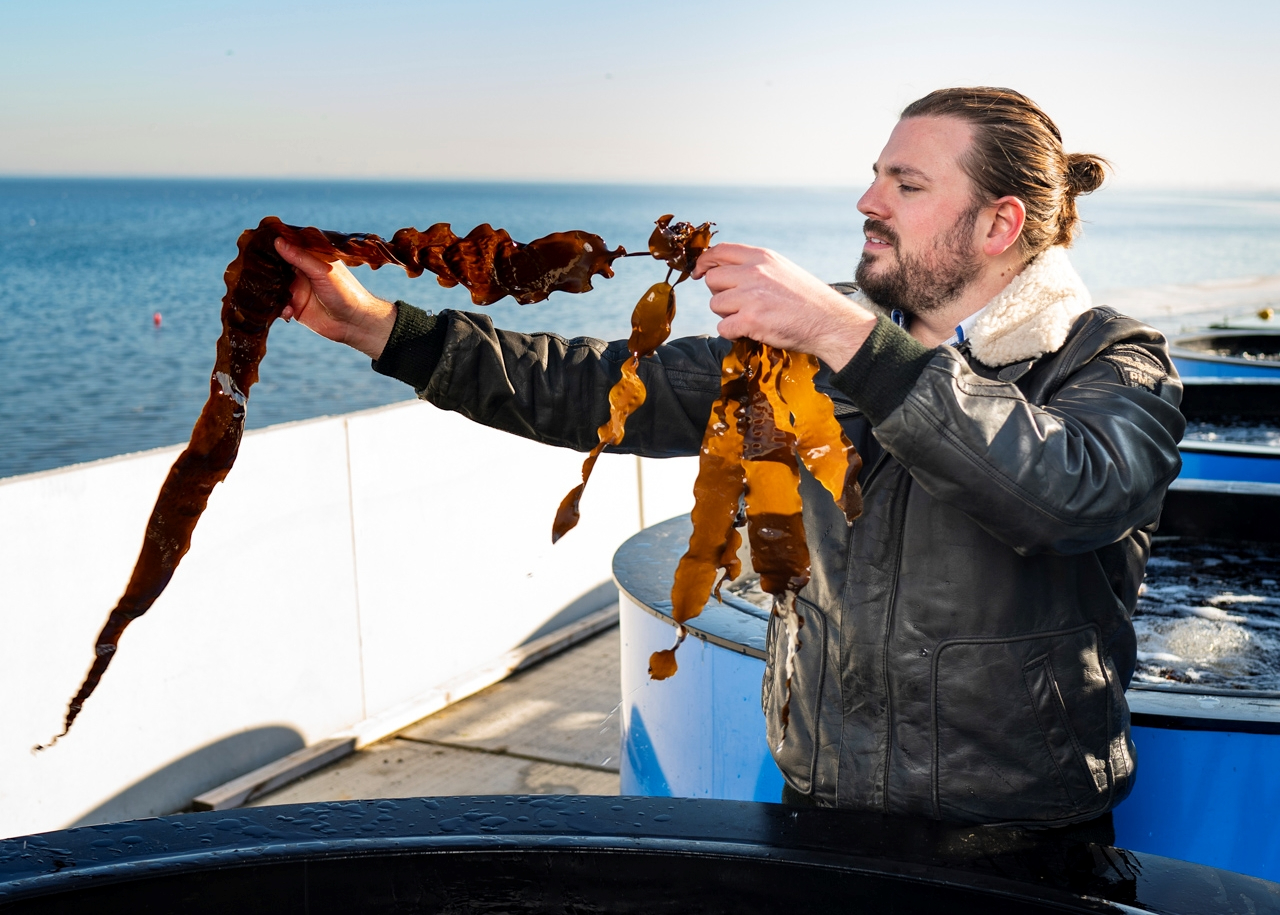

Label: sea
[3,178,1280,480]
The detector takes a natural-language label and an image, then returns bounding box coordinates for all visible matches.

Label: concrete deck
[250,625,622,805]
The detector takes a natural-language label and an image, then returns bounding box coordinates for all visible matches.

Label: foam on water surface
[1183,419,1280,447]
[1134,538,1280,692]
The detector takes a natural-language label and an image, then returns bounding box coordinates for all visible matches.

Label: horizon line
[1,173,1279,195]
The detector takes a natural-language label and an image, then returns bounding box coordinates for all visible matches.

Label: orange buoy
[153,312,162,327]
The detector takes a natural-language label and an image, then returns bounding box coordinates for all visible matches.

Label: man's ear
[983,196,1026,257]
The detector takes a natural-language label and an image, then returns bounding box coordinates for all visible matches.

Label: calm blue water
[3,178,1280,480]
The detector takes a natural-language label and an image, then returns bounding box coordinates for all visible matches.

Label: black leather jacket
[381,299,1184,825]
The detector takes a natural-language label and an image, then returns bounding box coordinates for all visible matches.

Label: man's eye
[899,184,919,193]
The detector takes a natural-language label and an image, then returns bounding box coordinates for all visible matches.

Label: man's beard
[854,207,982,319]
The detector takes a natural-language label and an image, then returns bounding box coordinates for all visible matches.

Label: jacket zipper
[840,447,908,811]
[877,471,911,812]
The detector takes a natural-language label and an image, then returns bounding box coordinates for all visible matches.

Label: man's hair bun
[1066,153,1108,196]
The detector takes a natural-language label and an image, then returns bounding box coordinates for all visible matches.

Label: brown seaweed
[38,216,626,749]
[651,339,751,679]
[652,339,862,742]
[771,350,864,523]
[551,216,714,543]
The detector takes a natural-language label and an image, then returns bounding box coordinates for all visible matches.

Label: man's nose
[857,181,888,220]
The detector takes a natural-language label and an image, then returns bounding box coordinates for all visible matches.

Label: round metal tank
[614,517,781,803]
[3,795,1278,913]
[614,493,1280,884]
[1169,330,1280,378]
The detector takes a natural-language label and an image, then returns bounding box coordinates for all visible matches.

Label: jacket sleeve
[836,313,1186,556]
[414,309,728,458]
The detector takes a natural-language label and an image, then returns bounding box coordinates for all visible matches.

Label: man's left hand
[692,243,877,370]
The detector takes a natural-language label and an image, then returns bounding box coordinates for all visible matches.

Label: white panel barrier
[0,399,698,839]
[343,405,649,716]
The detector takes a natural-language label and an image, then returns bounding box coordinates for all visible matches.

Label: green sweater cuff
[831,315,937,425]
[371,302,449,391]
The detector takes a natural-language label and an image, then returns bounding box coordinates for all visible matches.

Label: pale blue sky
[2,0,1277,187]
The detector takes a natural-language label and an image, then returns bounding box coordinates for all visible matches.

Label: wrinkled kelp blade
[776,350,864,523]
[652,341,751,680]
[741,345,811,598]
[648,216,715,277]
[387,222,624,305]
[551,360,643,543]
[741,345,811,739]
[671,342,750,623]
[552,282,675,543]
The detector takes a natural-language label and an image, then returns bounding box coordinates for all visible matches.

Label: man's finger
[707,287,746,319]
[707,294,734,320]
[288,271,312,311]
[716,314,751,341]
[691,242,764,279]
[703,261,770,296]
[275,237,335,279]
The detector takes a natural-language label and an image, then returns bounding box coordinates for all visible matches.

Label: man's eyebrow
[871,163,932,182]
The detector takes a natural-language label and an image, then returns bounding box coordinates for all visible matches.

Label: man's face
[855,116,985,317]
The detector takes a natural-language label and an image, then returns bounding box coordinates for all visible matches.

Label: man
[276,87,1184,826]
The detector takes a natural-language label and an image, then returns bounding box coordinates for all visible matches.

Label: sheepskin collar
[846,246,1092,368]
[965,246,1092,367]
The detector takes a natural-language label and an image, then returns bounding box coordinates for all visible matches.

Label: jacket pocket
[932,625,1111,824]
[762,597,826,795]
[1023,653,1108,807]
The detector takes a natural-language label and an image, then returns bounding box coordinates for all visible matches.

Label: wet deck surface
[250,626,622,805]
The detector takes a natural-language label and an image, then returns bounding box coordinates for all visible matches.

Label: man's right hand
[274,238,398,361]
[692,242,877,370]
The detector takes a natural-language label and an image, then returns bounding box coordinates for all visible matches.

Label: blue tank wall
[1113,726,1280,882]
[1178,449,1280,483]
[1173,357,1280,378]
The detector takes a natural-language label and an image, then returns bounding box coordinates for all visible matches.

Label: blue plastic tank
[1170,330,1280,378]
